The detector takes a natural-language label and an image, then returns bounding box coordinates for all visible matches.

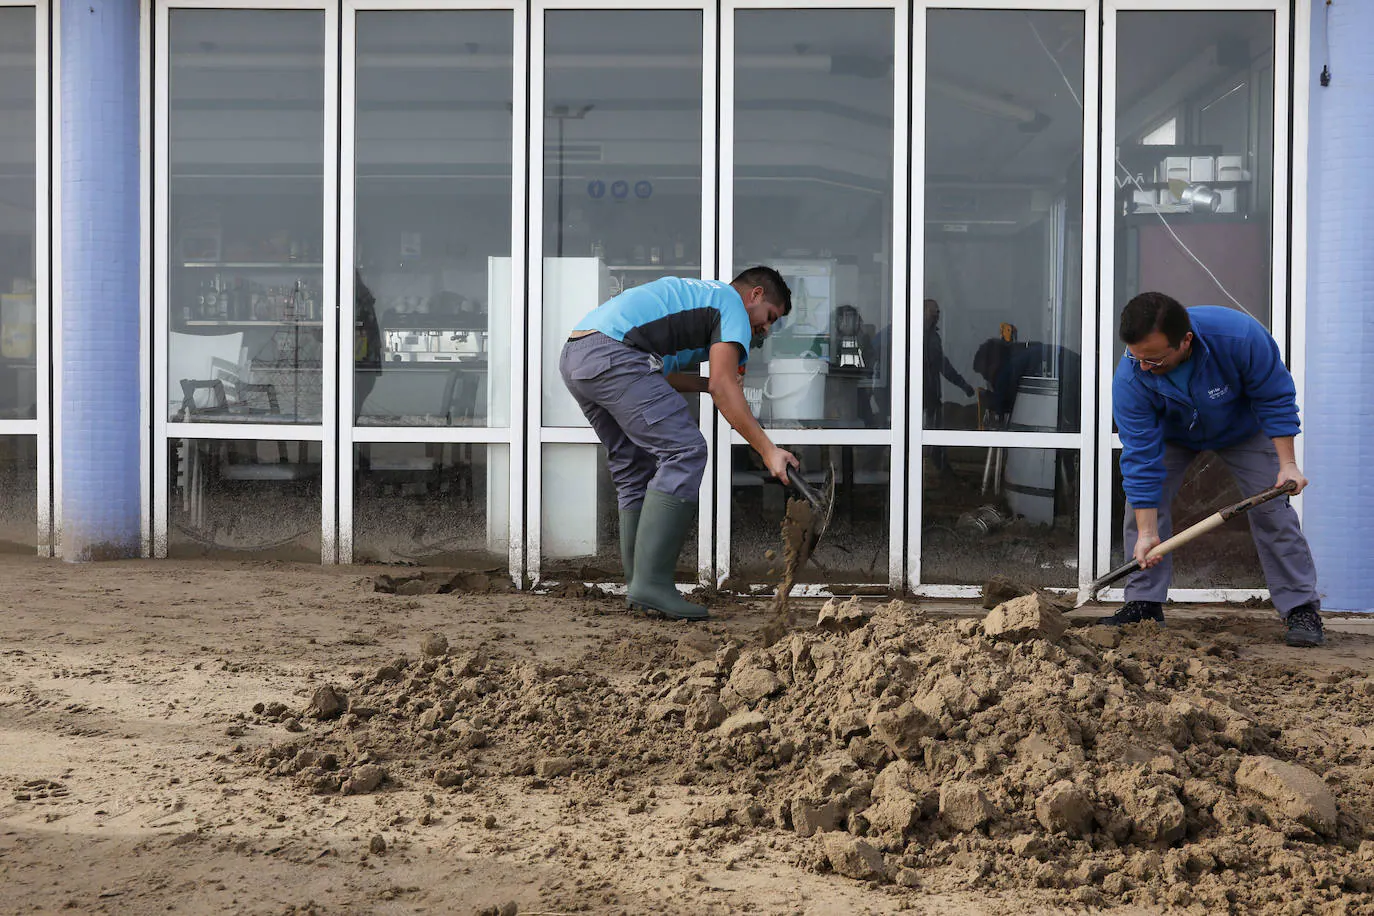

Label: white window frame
[717,0,908,594]
[527,0,718,588]
[339,0,527,582]
[152,0,340,561]
[0,0,50,553]
[909,0,1100,598]
[1097,0,1293,604]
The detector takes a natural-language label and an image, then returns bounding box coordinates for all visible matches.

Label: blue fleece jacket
[1114,306,1300,509]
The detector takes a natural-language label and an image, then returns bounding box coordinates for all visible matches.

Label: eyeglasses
[1126,352,1170,369]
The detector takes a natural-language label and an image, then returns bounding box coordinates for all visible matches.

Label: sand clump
[235,600,1374,912]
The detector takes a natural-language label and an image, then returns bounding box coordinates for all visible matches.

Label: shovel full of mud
[773,461,836,566]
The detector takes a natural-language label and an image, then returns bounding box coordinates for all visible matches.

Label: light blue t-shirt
[574,277,752,374]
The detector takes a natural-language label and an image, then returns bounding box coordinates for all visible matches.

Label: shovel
[1078,480,1298,608]
[759,459,836,564]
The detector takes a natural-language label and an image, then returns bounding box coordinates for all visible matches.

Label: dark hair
[732,266,792,316]
[1120,291,1192,347]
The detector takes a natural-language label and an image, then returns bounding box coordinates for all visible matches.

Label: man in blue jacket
[1108,291,1323,647]
[560,267,799,621]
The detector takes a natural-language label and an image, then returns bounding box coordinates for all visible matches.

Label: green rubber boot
[626,490,708,621]
[618,507,641,603]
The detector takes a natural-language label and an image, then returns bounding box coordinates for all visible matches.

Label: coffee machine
[833,304,866,369]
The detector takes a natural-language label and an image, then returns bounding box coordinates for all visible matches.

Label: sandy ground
[2,554,1372,916]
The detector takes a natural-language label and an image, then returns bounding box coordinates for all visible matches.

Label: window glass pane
[921,445,1079,587]
[729,444,889,586]
[168,438,321,559]
[1112,10,1275,358]
[1110,449,1263,589]
[168,11,325,425]
[0,8,37,421]
[0,435,37,553]
[541,11,703,428]
[354,12,513,428]
[354,442,508,566]
[540,443,696,582]
[924,10,1085,434]
[735,10,894,430]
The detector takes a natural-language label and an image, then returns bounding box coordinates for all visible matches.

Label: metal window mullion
[715,2,736,588]
[34,0,51,555]
[49,0,61,556]
[1289,0,1311,523]
[886,0,910,592]
[339,0,358,564]
[140,0,151,556]
[509,0,530,587]
[907,4,927,591]
[527,2,547,586]
[152,0,170,557]
[696,0,717,587]
[1077,3,1101,595]
[1097,5,1121,583]
[319,1,340,564]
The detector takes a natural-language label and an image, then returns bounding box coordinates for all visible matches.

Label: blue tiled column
[60,0,141,560]
[1306,0,1374,611]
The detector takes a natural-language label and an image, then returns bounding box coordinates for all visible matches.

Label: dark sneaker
[1284,603,1325,647]
[1101,600,1165,627]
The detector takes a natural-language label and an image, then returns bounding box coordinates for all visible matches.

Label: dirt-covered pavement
[2,554,1372,916]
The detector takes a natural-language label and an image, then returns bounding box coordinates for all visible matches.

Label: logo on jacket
[1208,385,1231,399]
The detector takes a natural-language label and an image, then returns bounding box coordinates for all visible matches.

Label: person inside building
[1108,291,1324,647]
[560,267,798,621]
[923,297,975,470]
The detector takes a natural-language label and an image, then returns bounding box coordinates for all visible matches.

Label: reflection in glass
[540,443,697,582]
[167,11,325,424]
[924,10,1085,434]
[729,444,889,586]
[354,443,508,566]
[734,10,894,430]
[167,438,321,559]
[354,12,513,428]
[1110,450,1263,589]
[1113,11,1275,357]
[0,9,37,421]
[0,436,37,553]
[922,445,1078,586]
[541,11,703,428]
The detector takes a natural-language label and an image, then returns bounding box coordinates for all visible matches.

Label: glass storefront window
[540,11,704,429]
[354,442,509,565]
[922,445,1079,587]
[539,442,697,582]
[0,435,37,553]
[167,438,321,559]
[729,444,889,586]
[353,12,513,428]
[734,9,894,430]
[1112,10,1275,355]
[924,9,1085,436]
[0,8,37,422]
[1110,449,1263,590]
[167,11,325,425]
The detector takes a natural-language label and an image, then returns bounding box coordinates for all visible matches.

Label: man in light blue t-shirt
[560,266,798,620]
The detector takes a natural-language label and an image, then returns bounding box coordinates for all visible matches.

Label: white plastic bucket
[762,356,828,421]
[1004,376,1059,525]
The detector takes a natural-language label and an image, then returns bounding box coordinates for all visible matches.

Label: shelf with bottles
[176,273,325,327]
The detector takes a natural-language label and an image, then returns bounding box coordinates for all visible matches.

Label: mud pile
[235,597,1374,912]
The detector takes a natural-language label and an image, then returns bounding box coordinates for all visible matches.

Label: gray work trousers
[1123,432,1319,617]
[559,332,707,509]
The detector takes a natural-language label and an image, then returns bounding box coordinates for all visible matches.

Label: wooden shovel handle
[1086,481,1297,599]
